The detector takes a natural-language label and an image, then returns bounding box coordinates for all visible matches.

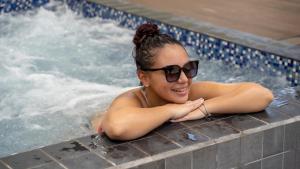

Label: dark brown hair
[132,23,183,69]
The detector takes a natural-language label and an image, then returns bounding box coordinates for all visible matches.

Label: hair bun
[133,23,159,48]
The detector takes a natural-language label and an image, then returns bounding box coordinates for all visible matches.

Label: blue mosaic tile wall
[0,0,48,13]
[67,0,300,87]
[1,0,299,86]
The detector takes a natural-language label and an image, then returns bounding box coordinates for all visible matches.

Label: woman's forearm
[102,106,172,140]
[204,84,274,114]
[102,98,204,140]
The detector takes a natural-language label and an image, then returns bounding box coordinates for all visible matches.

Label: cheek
[154,81,192,103]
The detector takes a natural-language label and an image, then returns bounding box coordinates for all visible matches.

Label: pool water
[0,2,289,157]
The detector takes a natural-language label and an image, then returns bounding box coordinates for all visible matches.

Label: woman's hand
[170,105,206,122]
[91,114,104,133]
[167,98,204,120]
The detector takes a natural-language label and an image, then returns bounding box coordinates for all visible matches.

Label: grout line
[244,151,288,166]
[39,149,69,169]
[191,150,193,169]
[128,142,151,156]
[155,132,183,148]
[261,126,264,169]
[282,125,286,169]
[248,114,270,125]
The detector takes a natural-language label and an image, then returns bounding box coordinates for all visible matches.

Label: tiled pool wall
[0,102,299,169]
[65,0,300,87]
[0,0,48,13]
[0,0,299,169]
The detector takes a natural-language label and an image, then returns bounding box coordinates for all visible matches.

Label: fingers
[187,98,204,111]
[171,106,206,122]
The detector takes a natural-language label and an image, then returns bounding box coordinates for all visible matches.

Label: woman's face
[146,44,193,104]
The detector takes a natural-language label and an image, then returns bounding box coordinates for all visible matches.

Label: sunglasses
[141,60,199,82]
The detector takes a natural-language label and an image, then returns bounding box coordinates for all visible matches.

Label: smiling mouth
[172,88,188,95]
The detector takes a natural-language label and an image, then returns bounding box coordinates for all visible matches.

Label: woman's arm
[204,83,273,114]
[172,82,274,122]
[101,92,204,140]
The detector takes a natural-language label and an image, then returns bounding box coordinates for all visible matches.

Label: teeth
[173,89,186,92]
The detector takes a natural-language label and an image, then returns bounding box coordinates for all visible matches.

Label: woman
[91,23,274,141]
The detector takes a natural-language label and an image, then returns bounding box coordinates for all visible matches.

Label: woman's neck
[143,87,168,107]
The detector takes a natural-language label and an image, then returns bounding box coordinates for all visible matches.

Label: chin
[168,94,189,104]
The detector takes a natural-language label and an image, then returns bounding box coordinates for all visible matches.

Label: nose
[177,70,188,83]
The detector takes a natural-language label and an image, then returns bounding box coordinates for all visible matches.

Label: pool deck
[127,0,300,46]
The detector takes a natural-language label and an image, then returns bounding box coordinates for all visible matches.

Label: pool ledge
[1,89,300,169]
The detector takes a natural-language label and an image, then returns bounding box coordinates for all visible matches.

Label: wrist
[199,103,211,118]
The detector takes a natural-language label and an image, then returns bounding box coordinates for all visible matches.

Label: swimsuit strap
[140,87,150,107]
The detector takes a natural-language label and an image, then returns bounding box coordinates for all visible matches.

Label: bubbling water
[0,1,289,157]
[0,2,136,157]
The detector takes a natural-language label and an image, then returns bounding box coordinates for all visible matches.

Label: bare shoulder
[109,87,143,111]
[190,81,260,100]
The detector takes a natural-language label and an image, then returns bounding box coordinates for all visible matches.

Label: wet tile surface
[263,126,284,157]
[77,134,149,165]
[157,127,210,146]
[42,141,90,160]
[241,132,263,164]
[193,145,217,169]
[221,115,266,131]
[251,107,290,123]
[192,120,240,139]
[165,152,192,169]
[216,138,241,169]
[181,115,232,127]
[95,143,148,165]
[60,153,112,169]
[272,100,300,117]
[30,162,64,169]
[1,150,52,169]
[77,134,125,149]
[130,134,180,155]
[180,118,209,127]
[153,122,186,134]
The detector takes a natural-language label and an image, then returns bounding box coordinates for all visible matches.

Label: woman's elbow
[102,120,129,141]
[255,84,274,107]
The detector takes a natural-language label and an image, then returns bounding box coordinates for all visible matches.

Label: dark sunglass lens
[183,61,198,78]
[165,66,181,82]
